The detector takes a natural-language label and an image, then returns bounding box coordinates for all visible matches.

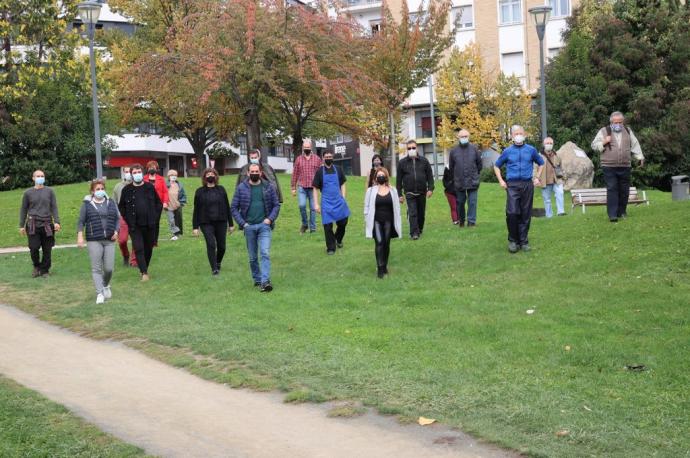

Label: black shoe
[377,267,385,279]
[457,221,465,227]
[212,270,219,276]
[123,256,130,267]
[254,281,261,287]
[300,225,307,234]
[41,271,50,278]
[327,250,335,255]
[411,234,419,240]
[508,242,519,253]
[260,282,273,292]
[557,213,566,216]
[32,267,41,278]
[383,266,389,274]
[309,229,316,233]
[467,222,476,227]
[610,218,618,223]
[217,263,221,271]
[337,242,343,249]
[521,243,531,252]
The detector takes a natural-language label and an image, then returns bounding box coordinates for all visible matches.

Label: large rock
[558,141,594,191]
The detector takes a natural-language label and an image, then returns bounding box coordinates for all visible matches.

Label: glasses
[407,147,416,150]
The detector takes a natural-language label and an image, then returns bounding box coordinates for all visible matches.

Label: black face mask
[148,169,156,175]
[249,173,261,183]
[205,176,216,184]
[324,159,333,166]
[304,150,311,155]
[372,161,382,168]
[376,175,386,185]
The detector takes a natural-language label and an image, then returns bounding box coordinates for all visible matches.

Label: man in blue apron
[313,151,350,255]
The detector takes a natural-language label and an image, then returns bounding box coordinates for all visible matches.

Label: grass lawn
[0,375,147,457]
[1,175,689,457]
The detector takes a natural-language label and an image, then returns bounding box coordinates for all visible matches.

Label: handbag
[545,155,564,179]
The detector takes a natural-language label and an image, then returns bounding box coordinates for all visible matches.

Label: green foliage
[546,0,690,190]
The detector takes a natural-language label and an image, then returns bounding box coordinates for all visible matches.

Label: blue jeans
[541,183,564,218]
[244,223,272,284]
[455,189,478,224]
[298,186,317,230]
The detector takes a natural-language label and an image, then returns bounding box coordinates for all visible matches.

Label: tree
[546,0,690,189]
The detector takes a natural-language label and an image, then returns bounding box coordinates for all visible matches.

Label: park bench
[571,187,649,214]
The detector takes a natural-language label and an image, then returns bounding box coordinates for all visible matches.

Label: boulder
[558,141,594,191]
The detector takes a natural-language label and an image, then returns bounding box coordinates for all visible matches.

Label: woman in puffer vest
[77,179,120,304]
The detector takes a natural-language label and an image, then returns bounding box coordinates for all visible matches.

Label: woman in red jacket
[143,160,169,245]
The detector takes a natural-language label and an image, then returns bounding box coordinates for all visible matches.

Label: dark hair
[201,167,219,186]
[130,163,143,172]
[406,139,417,146]
[89,179,106,193]
[367,154,384,187]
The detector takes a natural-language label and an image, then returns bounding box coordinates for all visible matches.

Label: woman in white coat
[364,167,402,278]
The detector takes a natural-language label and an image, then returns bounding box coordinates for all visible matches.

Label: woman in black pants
[192,168,235,275]
[363,167,402,278]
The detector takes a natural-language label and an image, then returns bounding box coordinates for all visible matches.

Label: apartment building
[344,0,578,175]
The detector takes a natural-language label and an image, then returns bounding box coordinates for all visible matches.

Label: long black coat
[448,143,483,191]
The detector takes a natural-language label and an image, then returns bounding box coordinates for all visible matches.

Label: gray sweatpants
[87,240,115,294]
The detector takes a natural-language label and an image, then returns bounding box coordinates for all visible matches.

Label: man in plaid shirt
[291,140,322,233]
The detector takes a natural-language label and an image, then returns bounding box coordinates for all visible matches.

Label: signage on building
[334,145,347,157]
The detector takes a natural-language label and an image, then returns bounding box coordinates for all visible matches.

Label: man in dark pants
[591,111,645,222]
[118,164,163,281]
[18,170,61,277]
[313,151,350,255]
[494,126,544,253]
[396,140,434,240]
[449,129,483,227]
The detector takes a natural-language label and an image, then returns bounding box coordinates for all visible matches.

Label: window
[420,116,441,138]
[499,0,521,25]
[370,20,381,35]
[549,0,570,17]
[452,5,473,30]
[548,47,561,60]
[501,52,524,77]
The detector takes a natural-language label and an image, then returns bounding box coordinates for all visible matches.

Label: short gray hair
[610,111,625,121]
[511,125,524,135]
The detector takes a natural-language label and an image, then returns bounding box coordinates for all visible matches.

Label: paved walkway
[0,244,78,255]
[0,305,516,458]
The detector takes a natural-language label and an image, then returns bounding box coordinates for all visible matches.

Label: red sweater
[144,174,169,205]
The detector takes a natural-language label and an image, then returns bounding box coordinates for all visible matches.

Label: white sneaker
[170,235,179,241]
[96,293,105,304]
[103,286,112,299]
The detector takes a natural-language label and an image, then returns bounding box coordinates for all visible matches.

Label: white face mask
[513,135,525,145]
[169,175,177,181]
[544,144,553,152]
[407,148,417,157]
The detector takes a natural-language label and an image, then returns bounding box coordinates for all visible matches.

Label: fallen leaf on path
[418,417,436,426]
[526,309,535,315]
[564,345,571,351]
[583,405,592,411]
[555,429,570,437]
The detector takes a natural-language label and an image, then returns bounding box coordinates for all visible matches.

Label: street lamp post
[428,75,438,179]
[528,5,552,142]
[78,1,103,178]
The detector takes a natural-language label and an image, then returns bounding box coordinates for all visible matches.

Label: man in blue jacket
[493,125,544,253]
[231,163,281,292]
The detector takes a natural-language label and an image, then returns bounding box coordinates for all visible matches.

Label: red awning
[106,156,156,167]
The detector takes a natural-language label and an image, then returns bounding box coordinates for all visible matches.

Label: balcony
[342,0,382,13]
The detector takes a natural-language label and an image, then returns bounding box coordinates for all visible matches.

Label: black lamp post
[528,5,552,141]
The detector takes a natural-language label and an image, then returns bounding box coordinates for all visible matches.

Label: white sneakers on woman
[96,293,105,304]
[96,285,112,304]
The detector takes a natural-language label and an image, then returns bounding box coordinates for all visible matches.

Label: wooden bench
[571,187,649,214]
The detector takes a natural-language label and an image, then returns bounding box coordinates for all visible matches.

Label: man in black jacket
[118,164,163,281]
[448,129,483,227]
[396,140,434,240]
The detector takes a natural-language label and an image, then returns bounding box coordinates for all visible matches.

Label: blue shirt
[494,144,544,181]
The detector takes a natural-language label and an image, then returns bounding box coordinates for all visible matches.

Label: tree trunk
[291,125,303,162]
[389,110,397,177]
[186,128,209,174]
[244,108,261,152]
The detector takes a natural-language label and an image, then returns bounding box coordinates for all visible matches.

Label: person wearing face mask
[77,179,120,304]
[591,111,645,222]
[493,126,545,253]
[112,166,137,267]
[364,167,402,278]
[313,151,350,255]
[192,168,235,276]
[118,164,163,281]
[19,169,61,277]
[231,163,281,291]
[166,169,187,240]
[367,154,384,188]
[448,129,483,227]
[143,161,169,245]
[236,149,283,203]
[396,140,434,240]
[535,137,565,218]
[290,140,322,234]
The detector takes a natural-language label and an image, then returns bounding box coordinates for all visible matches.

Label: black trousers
[27,225,54,273]
[173,208,183,235]
[130,225,156,274]
[405,193,427,236]
[603,166,632,219]
[505,180,534,245]
[200,221,227,271]
[324,217,348,252]
[373,219,394,270]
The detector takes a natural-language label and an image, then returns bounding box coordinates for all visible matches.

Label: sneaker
[609,218,618,223]
[141,273,150,282]
[170,235,178,241]
[508,242,519,253]
[96,293,105,305]
[337,242,343,249]
[123,256,130,267]
[411,234,419,240]
[327,250,336,255]
[103,285,112,299]
[377,267,385,279]
[260,282,273,292]
[32,267,41,278]
[300,225,307,234]
[212,270,219,276]
[521,243,531,252]
[453,220,459,225]
[309,229,317,233]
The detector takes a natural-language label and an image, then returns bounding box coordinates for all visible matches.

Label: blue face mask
[35,177,45,186]
[611,124,623,133]
[250,158,260,165]
[459,138,469,145]
[94,190,106,199]
[132,173,144,183]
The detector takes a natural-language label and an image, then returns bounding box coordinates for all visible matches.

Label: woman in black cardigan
[193,168,235,275]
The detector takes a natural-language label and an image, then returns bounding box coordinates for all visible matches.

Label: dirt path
[0,304,517,458]
[0,244,78,254]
